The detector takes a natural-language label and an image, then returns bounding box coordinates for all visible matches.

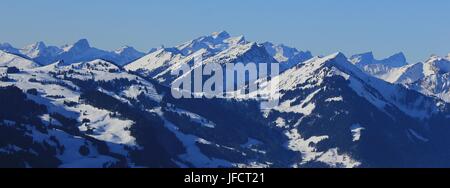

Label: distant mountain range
[0,39,145,66]
[1,31,450,168]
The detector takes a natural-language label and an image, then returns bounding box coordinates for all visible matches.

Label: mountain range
[0,39,145,66]
[1,31,450,168]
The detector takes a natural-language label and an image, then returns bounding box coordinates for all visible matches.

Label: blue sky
[1,0,449,63]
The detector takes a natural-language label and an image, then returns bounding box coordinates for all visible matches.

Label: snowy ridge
[0,39,146,66]
[125,31,278,85]
[350,52,407,67]
[1,56,284,168]
[358,54,450,103]
[262,42,313,71]
[400,55,450,102]
[349,52,408,83]
[2,33,450,168]
[255,52,450,167]
[0,50,40,69]
[176,31,247,56]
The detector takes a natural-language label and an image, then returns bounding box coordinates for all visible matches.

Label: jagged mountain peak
[176,31,247,56]
[309,52,348,67]
[114,45,144,56]
[350,51,409,83]
[350,51,407,67]
[5,34,450,168]
[299,52,356,78]
[328,52,347,61]
[115,45,133,53]
[267,51,445,124]
[387,52,407,64]
[148,48,158,54]
[0,50,40,69]
[261,42,313,71]
[63,39,91,52]
[20,41,61,60]
[0,42,14,48]
[211,30,231,39]
[224,35,246,46]
[350,51,374,63]
[424,55,450,74]
[74,38,90,47]
[156,46,183,55]
[1,39,146,66]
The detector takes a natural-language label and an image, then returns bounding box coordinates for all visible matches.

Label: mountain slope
[1,40,146,66]
[262,42,312,71]
[0,50,40,69]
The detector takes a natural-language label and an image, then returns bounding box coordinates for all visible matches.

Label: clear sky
[1,0,449,63]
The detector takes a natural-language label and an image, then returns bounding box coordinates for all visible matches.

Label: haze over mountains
[1,31,450,168]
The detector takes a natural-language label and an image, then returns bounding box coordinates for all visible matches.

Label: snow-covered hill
[262,42,312,71]
[0,50,40,69]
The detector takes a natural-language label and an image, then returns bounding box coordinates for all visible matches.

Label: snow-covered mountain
[0,58,294,168]
[125,31,291,85]
[262,42,312,71]
[0,43,21,55]
[176,31,247,56]
[249,52,450,167]
[352,53,450,103]
[55,39,145,66]
[20,42,63,65]
[0,50,40,69]
[2,33,450,168]
[395,55,450,103]
[350,52,408,67]
[0,40,146,66]
[113,46,145,65]
[349,52,408,82]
